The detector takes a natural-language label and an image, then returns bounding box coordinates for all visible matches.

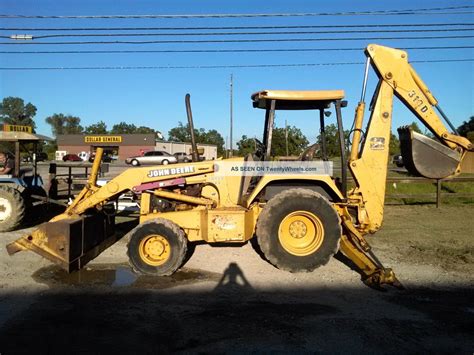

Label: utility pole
[285,119,289,156]
[229,74,233,158]
[225,135,229,158]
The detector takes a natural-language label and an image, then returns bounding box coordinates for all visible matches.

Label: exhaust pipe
[185,93,200,163]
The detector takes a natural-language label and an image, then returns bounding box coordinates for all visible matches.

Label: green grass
[339,168,474,205]
[385,173,474,205]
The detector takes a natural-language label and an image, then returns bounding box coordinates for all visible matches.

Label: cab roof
[251,90,345,110]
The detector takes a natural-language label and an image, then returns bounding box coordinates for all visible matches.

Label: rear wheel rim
[138,234,171,266]
[0,197,12,222]
[278,211,324,256]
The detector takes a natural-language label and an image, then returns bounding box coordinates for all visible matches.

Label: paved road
[0,204,473,353]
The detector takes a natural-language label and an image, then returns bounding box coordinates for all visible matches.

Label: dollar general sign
[84,136,122,143]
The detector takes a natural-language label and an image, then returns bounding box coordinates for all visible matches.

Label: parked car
[22,152,48,163]
[392,154,404,167]
[173,152,192,163]
[78,151,90,162]
[36,152,48,162]
[125,151,177,166]
[62,154,82,162]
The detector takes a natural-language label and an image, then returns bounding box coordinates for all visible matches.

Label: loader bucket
[397,127,461,179]
[6,213,116,272]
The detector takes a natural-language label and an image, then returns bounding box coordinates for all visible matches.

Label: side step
[7,213,116,272]
[397,126,462,179]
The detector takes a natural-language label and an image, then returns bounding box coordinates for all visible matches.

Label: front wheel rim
[0,197,12,222]
[138,235,171,266]
[278,211,324,256]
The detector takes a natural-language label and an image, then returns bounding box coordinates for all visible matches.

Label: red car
[62,154,82,162]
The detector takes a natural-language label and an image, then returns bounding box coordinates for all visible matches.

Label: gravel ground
[0,204,473,354]
[0,163,472,353]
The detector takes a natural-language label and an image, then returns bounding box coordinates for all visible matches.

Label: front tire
[256,188,341,272]
[162,159,169,165]
[131,159,139,166]
[0,185,26,232]
[127,218,188,276]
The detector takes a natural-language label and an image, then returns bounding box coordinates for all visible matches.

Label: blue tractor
[0,131,49,232]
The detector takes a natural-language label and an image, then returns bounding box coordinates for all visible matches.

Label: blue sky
[0,0,473,147]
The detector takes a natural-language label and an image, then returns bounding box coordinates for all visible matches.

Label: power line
[0,6,473,19]
[3,28,473,40]
[1,45,473,55]
[0,59,472,70]
[1,22,473,32]
[1,34,473,45]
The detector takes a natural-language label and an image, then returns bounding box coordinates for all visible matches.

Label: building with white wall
[155,141,218,160]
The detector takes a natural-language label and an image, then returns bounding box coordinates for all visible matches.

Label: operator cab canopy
[251,90,345,110]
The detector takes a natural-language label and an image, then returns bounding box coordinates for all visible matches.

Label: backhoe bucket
[397,127,461,179]
[6,213,116,272]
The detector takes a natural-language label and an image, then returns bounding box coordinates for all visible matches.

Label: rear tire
[0,185,26,232]
[256,188,341,272]
[127,218,188,276]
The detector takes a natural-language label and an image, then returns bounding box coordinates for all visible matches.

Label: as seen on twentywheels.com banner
[213,161,333,176]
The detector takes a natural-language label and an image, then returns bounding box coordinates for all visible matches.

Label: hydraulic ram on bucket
[6,147,118,272]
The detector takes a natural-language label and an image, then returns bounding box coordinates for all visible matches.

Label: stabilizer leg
[340,217,404,290]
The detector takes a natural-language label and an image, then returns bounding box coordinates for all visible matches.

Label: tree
[168,122,201,142]
[237,135,257,156]
[168,122,225,155]
[0,97,37,130]
[457,116,474,142]
[272,126,309,156]
[84,121,107,134]
[110,122,162,139]
[136,126,163,140]
[110,122,137,134]
[45,113,83,136]
[136,126,156,134]
[389,132,400,155]
[409,121,422,133]
[201,129,225,155]
[316,124,347,158]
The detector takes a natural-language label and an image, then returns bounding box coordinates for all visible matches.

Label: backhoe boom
[348,44,473,233]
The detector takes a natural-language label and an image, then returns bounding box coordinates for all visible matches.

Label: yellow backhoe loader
[7,44,473,289]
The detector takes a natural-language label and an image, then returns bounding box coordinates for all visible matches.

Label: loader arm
[62,156,215,218]
[348,44,473,233]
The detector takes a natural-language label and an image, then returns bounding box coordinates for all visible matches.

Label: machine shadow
[0,263,473,354]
